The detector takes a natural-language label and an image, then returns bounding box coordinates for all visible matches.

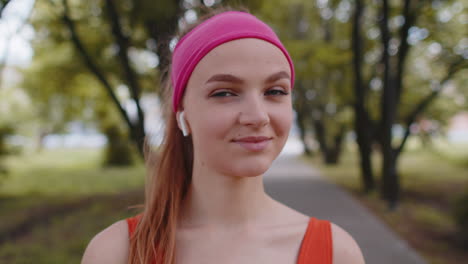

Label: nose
[238,94,270,127]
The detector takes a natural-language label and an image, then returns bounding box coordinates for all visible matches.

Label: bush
[0,125,14,156]
[0,124,14,183]
[102,124,134,167]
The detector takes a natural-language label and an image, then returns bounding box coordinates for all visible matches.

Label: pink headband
[170,11,295,112]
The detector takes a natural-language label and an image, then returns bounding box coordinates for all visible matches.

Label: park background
[0,0,467,263]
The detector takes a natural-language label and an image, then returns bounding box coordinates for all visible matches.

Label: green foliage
[93,98,136,166]
[24,1,114,132]
[102,123,135,167]
[398,0,467,124]
[0,81,33,184]
[0,124,13,156]
[22,0,164,150]
[0,124,14,185]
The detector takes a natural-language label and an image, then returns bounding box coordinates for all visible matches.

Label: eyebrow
[205,71,290,84]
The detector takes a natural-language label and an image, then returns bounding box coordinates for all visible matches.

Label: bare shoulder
[81,220,129,264]
[331,223,366,264]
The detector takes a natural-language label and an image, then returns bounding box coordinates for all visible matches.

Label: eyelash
[211,91,236,97]
[266,89,289,96]
[211,88,289,97]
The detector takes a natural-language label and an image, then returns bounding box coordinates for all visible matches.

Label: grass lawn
[1,148,145,196]
[0,148,145,264]
[305,140,468,264]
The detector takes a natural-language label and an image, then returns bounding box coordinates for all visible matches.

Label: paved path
[263,154,427,264]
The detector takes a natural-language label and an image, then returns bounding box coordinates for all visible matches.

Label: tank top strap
[126,214,159,264]
[126,214,142,238]
[297,217,333,264]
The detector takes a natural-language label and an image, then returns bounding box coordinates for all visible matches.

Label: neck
[179,164,275,228]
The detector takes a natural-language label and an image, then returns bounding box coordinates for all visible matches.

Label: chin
[222,157,273,178]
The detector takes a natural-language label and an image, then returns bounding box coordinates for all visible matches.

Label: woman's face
[182,38,293,177]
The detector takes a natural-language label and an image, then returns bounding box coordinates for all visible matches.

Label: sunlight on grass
[432,140,468,167]
[307,140,468,191]
[1,148,145,196]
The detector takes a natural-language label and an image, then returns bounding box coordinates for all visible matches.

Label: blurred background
[0,0,466,263]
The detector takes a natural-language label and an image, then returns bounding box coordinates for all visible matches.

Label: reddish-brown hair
[128,6,248,264]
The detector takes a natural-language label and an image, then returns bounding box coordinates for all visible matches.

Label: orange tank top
[127,216,333,264]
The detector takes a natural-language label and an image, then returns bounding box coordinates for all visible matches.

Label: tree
[351,0,467,207]
[58,0,167,157]
[23,0,181,157]
[351,0,376,192]
[0,0,37,178]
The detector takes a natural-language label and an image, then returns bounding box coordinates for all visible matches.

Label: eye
[265,88,289,96]
[210,91,237,97]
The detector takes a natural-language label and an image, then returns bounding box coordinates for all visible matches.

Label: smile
[232,136,272,152]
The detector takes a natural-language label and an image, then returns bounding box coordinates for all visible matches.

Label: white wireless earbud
[178,111,189,137]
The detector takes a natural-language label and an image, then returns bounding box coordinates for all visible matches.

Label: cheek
[190,108,234,143]
[272,106,293,136]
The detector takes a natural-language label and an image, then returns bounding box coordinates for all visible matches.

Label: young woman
[82,8,365,264]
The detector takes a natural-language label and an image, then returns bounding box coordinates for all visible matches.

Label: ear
[176,111,190,136]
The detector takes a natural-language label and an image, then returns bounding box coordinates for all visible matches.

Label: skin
[81,38,365,264]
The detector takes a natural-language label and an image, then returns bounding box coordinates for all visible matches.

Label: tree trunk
[313,118,328,161]
[379,0,400,208]
[382,148,399,209]
[313,118,345,165]
[354,111,375,192]
[324,126,345,164]
[35,129,49,153]
[352,0,375,192]
[62,0,145,159]
[296,108,313,156]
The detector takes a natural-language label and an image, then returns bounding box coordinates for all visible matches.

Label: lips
[232,136,272,151]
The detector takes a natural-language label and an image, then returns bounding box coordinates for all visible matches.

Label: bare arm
[331,223,366,264]
[81,220,129,264]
